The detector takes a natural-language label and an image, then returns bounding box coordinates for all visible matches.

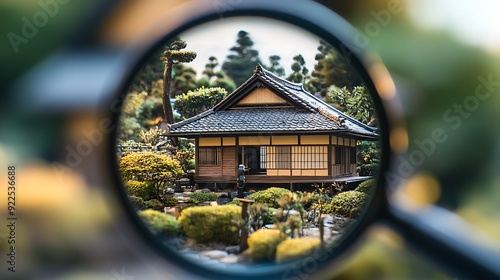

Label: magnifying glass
[110,1,395,279]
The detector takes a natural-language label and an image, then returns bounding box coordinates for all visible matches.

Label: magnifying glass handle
[387,205,500,279]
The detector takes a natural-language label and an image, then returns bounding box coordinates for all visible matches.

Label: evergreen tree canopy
[266,55,285,77]
[198,56,236,93]
[222,30,262,86]
[174,87,229,119]
[287,54,309,84]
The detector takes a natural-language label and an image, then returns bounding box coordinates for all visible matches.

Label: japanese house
[167,65,378,188]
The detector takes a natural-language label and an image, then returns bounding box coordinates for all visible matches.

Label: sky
[180,17,322,78]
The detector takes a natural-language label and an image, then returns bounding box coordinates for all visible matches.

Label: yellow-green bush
[125,180,155,201]
[276,237,321,263]
[137,209,180,237]
[247,187,291,208]
[247,229,286,262]
[327,191,368,217]
[354,179,375,194]
[179,205,242,244]
[129,195,146,211]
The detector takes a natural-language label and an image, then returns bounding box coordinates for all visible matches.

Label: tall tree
[222,30,262,86]
[161,40,197,125]
[325,86,375,126]
[307,39,363,97]
[266,55,285,77]
[174,87,229,119]
[198,56,236,93]
[287,54,309,84]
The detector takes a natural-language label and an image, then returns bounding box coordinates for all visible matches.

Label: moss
[247,229,286,262]
[137,209,180,237]
[276,237,321,263]
[179,205,242,244]
[188,192,217,203]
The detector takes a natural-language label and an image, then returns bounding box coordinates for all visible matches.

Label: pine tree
[222,30,262,86]
[267,55,285,77]
[198,56,236,93]
[287,54,309,84]
[161,40,197,125]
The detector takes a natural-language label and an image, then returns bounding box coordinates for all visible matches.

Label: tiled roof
[169,65,378,139]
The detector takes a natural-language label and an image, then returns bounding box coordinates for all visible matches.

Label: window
[198,147,221,165]
[268,145,327,169]
[293,146,328,169]
[335,146,343,164]
[266,146,291,169]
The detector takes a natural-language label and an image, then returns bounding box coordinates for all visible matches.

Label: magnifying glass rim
[108,1,394,279]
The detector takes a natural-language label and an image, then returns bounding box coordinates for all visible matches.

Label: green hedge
[125,180,155,201]
[324,191,368,217]
[137,209,180,237]
[276,237,321,263]
[188,192,217,204]
[179,205,242,244]
[145,199,163,208]
[247,187,291,208]
[163,195,178,207]
[354,179,375,194]
[129,195,146,211]
[247,229,286,262]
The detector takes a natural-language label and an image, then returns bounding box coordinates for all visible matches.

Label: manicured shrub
[145,199,163,208]
[355,179,375,194]
[129,195,146,211]
[276,237,321,263]
[163,195,178,207]
[137,209,180,237]
[327,191,368,217]
[179,205,242,244]
[247,187,291,208]
[226,198,242,206]
[247,229,286,262]
[357,163,378,176]
[188,192,217,204]
[125,180,155,201]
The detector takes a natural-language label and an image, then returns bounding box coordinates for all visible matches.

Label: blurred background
[0,0,499,279]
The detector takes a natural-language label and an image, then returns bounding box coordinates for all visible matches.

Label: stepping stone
[199,250,228,260]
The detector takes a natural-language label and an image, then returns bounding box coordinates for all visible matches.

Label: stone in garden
[218,255,239,264]
[217,195,231,205]
[201,188,211,193]
[225,245,240,254]
[199,250,228,260]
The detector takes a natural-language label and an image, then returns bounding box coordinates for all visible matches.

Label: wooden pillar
[239,198,254,253]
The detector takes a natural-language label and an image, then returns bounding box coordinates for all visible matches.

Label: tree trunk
[162,58,178,145]
[162,58,174,125]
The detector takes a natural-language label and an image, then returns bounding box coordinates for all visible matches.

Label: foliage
[163,195,179,207]
[247,229,286,262]
[247,187,292,208]
[174,87,228,119]
[136,97,163,127]
[128,195,146,211]
[120,152,183,199]
[226,198,242,206]
[306,40,362,96]
[326,86,376,126]
[267,55,285,77]
[199,56,236,92]
[137,209,180,237]
[222,30,262,86]
[355,179,375,194]
[179,205,242,244]
[358,163,379,176]
[139,126,167,146]
[188,192,218,204]
[324,191,368,217]
[125,180,156,201]
[145,198,163,208]
[357,141,381,175]
[287,54,309,84]
[275,237,321,263]
[248,203,277,232]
